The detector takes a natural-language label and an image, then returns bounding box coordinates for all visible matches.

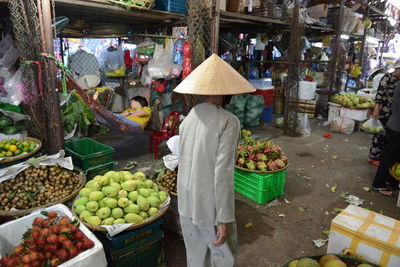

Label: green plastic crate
[75,161,115,181]
[234,168,286,204]
[0,103,22,114]
[101,229,163,267]
[64,138,115,170]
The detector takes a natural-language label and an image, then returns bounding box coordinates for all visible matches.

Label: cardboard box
[327,205,400,267]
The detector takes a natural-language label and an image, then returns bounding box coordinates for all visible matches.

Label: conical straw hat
[173,54,256,95]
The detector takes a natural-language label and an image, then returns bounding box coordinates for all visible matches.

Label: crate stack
[96,219,164,267]
[64,137,115,181]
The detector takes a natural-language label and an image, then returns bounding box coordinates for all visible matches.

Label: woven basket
[235,163,289,174]
[71,196,170,232]
[156,182,177,196]
[0,171,85,217]
[106,0,155,10]
[282,253,379,267]
[0,137,42,164]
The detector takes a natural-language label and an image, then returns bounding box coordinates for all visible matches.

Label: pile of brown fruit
[0,165,83,211]
[0,211,94,267]
[157,170,177,195]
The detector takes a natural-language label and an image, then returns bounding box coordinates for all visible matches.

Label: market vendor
[369,59,400,167]
[173,54,255,266]
[372,81,400,196]
[92,91,151,128]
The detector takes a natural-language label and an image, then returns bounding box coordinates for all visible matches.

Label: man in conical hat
[174,54,255,266]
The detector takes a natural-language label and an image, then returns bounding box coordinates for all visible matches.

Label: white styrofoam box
[328,102,341,123]
[298,81,317,100]
[0,204,107,267]
[340,107,369,121]
[327,205,400,267]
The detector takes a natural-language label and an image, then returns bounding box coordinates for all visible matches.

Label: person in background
[368,59,400,167]
[93,91,151,128]
[372,80,400,196]
[173,54,255,267]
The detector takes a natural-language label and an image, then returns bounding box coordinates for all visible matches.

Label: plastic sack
[137,37,155,55]
[0,46,19,69]
[3,69,24,105]
[99,47,125,77]
[298,113,311,136]
[0,35,13,59]
[148,40,174,80]
[361,118,385,134]
[141,65,152,86]
[330,117,355,135]
[245,94,264,128]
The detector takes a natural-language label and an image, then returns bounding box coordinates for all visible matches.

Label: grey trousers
[180,216,238,267]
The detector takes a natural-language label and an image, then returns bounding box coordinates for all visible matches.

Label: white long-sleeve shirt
[177,103,240,226]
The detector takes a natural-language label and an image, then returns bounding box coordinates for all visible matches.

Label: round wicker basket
[106,0,155,10]
[0,170,85,217]
[283,253,379,267]
[156,182,177,196]
[235,163,289,174]
[0,137,42,164]
[71,196,170,232]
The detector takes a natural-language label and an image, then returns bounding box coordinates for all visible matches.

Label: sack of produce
[226,94,246,127]
[0,204,107,267]
[361,118,385,135]
[98,46,125,77]
[244,94,264,128]
[330,117,355,135]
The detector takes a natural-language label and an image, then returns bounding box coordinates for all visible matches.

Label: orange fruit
[9,145,17,152]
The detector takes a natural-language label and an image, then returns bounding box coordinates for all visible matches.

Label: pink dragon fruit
[237,157,245,167]
[280,155,288,164]
[267,160,279,171]
[256,161,267,172]
[274,159,285,169]
[247,154,255,161]
[247,145,254,153]
[255,153,266,161]
[246,160,256,170]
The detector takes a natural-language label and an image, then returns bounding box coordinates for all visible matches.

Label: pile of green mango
[73,171,169,226]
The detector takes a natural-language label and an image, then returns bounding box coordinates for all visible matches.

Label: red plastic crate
[250,89,274,106]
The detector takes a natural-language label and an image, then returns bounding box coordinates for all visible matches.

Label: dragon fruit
[246,160,256,170]
[256,161,267,172]
[274,159,285,169]
[247,145,254,153]
[237,157,245,167]
[247,154,255,161]
[255,153,268,162]
[280,155,288,164]
[267,161,279,171]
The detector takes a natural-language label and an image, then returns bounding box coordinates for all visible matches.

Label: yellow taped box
[327,205,400,267]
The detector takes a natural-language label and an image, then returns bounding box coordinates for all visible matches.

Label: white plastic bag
[330,117,355,135]
[98,46,125,76]
[4,69,23,105]
[361,118,385,134]
[298,113,311,136]
[148,39,174,80]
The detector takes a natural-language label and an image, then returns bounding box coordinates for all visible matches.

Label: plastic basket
[155,0,187,14]
[102,219,163,250]
[261,105,273,123]
[75,161,115,181]
[101,229,163,267]
[0,103,22,114]
[234,168,286,204]
[65,137,115,170]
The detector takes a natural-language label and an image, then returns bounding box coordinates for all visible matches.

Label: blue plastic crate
[104,219,163,250]
[261,105,273,123]
[155,0,187,14]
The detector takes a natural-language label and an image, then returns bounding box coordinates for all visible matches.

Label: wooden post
[40,0,64,153]
[211,0,220,54]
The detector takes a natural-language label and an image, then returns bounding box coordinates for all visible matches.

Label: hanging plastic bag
[3,69,24,106]
[361,118,385,134]
[298,113,311,136]
[148,40,174,80]
[330,117,355,135]
[141,65,152,86]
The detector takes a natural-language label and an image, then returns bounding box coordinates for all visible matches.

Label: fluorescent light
[340,34,350,40]
[367,36,380,43]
